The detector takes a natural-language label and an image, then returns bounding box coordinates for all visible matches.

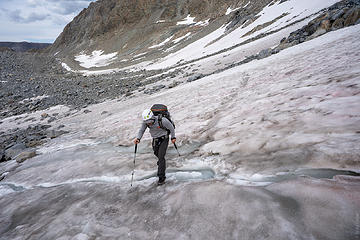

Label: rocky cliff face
[50,0,271,57]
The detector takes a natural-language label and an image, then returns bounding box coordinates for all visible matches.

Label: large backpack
[151,104,175,134]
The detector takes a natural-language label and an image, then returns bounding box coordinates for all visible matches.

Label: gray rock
[1,150,7,162]
[168,81,180,88]
[187,74,204,82]
[330,9,345,20]
[47,117,56,123]
[257,49,272,59]
[271,48,280,55]
[47,130,68,139]
[15,150,36,163]
[153,85,165,91]
[5,143,27,159]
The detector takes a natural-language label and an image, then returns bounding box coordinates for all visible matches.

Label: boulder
[331,18,344,30]
[187,74,204,82]
[344,7,360,26]
[47,130,68,139]
[330,9,345,21]
[15,150,36,163]
[1,150,7,162]
[5,143,27,159]
[320,19,331,31]
[257,48,272,59]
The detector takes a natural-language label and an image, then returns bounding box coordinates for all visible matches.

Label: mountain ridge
[0,42,51,52]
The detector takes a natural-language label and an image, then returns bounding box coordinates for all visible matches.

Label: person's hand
[134,138,140,144]
[171,138,176,144]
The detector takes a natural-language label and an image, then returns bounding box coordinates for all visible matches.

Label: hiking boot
[158,177,166,185]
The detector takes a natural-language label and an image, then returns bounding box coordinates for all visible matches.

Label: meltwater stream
[228,168,360,186]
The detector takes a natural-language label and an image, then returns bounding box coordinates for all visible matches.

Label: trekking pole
[131,144,137,187]
[173,142,181,157]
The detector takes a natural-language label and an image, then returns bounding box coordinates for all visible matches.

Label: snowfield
[1,23,359,239]
[75,50,118,68]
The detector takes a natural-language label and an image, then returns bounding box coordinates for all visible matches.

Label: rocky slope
[50,0,272,67]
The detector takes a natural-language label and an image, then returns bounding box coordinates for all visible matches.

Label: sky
[0,0,96,43]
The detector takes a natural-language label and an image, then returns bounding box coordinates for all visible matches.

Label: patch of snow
[177,15,196,25]
[156,20,166,23]
[195,19,210,26]
[226,7,241,15]
[173,33,192,44]
[61,62,72,72]
[149,36,173,49]
[132,52,147,58]
[19,95,48,104]
[54,51,60,56]
[75,50,118,68]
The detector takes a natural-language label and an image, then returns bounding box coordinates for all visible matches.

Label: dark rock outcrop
[280,0,360,47]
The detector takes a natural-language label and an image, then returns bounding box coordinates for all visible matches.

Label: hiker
[134,108,176,185]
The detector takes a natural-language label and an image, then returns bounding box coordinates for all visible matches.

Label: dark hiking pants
[152,136,169,179]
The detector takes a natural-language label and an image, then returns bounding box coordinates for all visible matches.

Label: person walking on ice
[134,105,176,185]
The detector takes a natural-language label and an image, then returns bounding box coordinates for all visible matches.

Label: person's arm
[134,122,147,144]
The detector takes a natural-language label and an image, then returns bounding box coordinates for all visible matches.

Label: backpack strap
[158,115,171,135]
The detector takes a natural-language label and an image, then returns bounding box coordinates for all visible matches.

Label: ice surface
[0,185,15,197]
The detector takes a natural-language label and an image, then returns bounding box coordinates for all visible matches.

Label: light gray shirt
[137,116,176,140]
